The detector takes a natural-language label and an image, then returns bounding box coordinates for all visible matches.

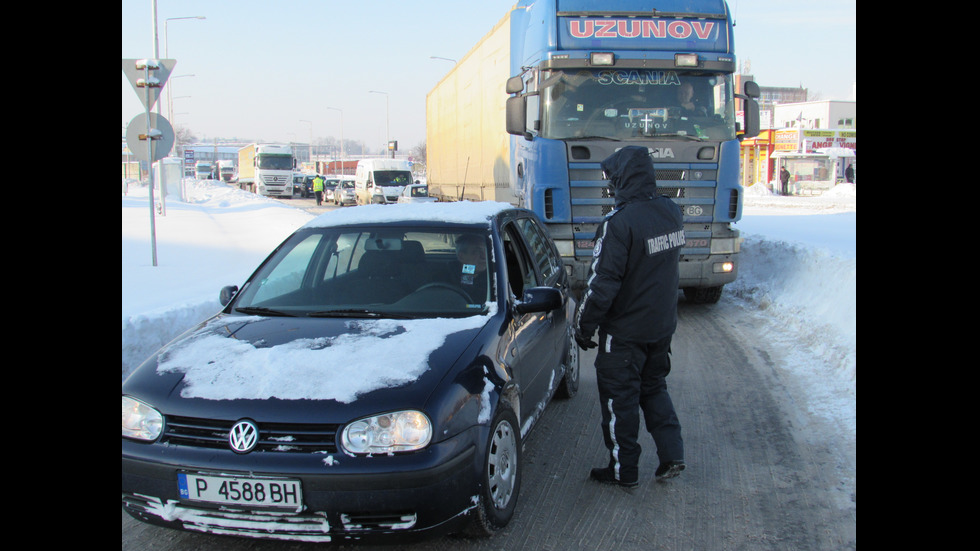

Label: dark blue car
[122,201,579,543]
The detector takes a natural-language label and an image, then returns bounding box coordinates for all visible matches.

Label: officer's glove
[574,328,598,350]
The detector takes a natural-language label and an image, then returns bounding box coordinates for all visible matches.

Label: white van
[354,159,415,204]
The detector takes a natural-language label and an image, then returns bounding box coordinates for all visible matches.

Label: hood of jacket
[600,146,658,208]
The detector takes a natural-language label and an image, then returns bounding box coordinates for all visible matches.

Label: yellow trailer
[425,10,514,204]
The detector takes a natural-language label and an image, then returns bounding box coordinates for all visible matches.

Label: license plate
[178,472,302,508]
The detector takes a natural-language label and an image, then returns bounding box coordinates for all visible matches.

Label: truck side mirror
[506,96,527,137]
[737,80,761,140]
[506,76,524,94]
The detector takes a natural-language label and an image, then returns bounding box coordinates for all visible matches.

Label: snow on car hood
[154,308,495,403]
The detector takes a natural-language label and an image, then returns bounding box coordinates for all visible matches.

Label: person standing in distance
[312,174,325,206]
[574,145,686,489]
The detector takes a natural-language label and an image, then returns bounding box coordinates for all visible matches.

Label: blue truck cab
[504,0,760,303]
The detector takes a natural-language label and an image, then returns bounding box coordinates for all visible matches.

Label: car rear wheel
[466,404,521,537]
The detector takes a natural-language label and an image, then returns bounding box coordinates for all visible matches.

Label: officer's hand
[574,328,597,350]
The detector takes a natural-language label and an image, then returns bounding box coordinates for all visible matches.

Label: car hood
[122,312,493,422]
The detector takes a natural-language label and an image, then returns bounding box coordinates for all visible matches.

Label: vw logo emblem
[229,420,259,453]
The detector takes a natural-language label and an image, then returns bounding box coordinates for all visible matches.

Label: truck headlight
[554,239,575,257]
[122,396,164,441]
[341,410,432,454]
[710,238,739,255]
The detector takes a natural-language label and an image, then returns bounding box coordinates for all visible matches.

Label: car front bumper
[122,426,483,543]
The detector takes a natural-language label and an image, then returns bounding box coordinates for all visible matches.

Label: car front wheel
[466,404,521,536]
[555,328,579,399]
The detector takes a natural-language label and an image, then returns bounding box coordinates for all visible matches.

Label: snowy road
[121,295,856,550]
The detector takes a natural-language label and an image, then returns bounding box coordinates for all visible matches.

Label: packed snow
[122,178,855,438]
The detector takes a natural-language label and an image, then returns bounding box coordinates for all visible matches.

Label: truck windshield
[257,155,293,170]
[539,69,735,141]
[374,170,413,186]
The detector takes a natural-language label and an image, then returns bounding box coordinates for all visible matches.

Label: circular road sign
[126,113,175,163]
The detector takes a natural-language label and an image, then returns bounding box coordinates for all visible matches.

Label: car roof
[302,201,519,230]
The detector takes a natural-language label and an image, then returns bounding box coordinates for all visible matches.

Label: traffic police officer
[574,145,686,488]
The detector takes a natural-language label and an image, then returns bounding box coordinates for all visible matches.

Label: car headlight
[341,410,432,454]
[122,396,164,441]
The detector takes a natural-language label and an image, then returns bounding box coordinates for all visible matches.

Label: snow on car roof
[302,200,514,229]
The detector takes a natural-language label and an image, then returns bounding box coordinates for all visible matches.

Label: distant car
[122,202,578,543]
[397,183,437,204]
[333,181,356,206]
[301,175,321,198]
[322,179,341,202]
[292,173,308,197]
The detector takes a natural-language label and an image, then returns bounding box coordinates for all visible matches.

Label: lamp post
[160,15,205,216]
[299,119,313,168]
[325,107,344,174]
[166,74,195,123]
[369,90,390,158]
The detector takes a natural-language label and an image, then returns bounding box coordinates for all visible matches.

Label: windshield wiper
[306,309,415,319]
[234,306,297,317]
[654,132,706,141]
[564,135,621,141]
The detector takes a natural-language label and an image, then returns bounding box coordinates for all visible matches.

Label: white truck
[217,160,236,183]
[194,161,212,180]
[237,143,295,197]
[354,158,415,204]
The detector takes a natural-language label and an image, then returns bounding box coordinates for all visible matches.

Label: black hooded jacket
[574,146,684,343]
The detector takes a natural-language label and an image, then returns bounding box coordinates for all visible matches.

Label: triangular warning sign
[122,58,176,112]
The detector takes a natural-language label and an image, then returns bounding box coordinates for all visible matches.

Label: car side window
[515,217,560,284]
[502,223,538,298]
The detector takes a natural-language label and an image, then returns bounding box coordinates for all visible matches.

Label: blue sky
[122,0,855,152]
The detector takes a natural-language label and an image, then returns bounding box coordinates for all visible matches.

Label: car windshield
[232,226,493,318]
[374,171,413,186]
[539,69,735,141]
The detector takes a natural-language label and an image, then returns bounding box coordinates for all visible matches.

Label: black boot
[589,466,638,489]
[655,460,685,482]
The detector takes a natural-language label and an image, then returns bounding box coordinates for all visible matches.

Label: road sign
[122,58,176,112]
[126,113,175,163]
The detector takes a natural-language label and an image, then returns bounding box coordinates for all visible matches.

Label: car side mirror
[219,285,238,306]
[515,286,562,315]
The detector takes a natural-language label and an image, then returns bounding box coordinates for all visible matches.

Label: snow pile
[733,183,856,382]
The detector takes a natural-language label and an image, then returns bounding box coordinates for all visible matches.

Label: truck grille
[163,415,339,454]
[568,162,720,256]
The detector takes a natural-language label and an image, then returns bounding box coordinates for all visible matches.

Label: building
[740,95,856,192]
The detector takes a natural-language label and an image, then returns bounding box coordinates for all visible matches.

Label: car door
[500,218,561,428]
[513,215,568,387]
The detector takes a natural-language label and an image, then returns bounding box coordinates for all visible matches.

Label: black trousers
[595,332,683,483]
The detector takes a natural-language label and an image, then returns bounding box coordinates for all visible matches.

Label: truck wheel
[466,404,521,537]
[684,285,723,304]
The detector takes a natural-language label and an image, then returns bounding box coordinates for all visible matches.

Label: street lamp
[160,15,205,216]
[299,119,313,168]
[325,107,344,173]
[166,74,195,122]
[369,90,390,158]
[163,16,206,125]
